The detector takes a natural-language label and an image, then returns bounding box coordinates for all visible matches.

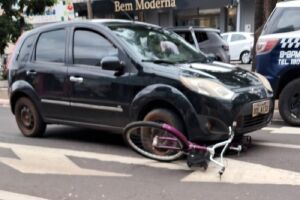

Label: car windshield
[106,24,207,64]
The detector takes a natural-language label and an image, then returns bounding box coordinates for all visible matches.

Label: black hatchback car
[8,19,273,143]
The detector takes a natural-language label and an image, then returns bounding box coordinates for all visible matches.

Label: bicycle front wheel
[124,121,187,162]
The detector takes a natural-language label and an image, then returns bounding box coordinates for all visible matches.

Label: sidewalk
[0,80,8,106]
[0,80,8,88]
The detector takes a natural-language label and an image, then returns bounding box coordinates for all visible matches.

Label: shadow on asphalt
[44,126,126,147]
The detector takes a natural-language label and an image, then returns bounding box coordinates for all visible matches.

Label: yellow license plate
[252,100,270,117]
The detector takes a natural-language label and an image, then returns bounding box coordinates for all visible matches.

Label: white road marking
[0,190,47,200]
[262,126,300,135]
[255,142,300,149]
[181,158,300,185]
[262,127,278,131]
[1,141,300,185]
[0,142,188,177]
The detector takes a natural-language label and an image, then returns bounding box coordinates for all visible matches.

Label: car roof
[221,32,253,35]
[25,19,160,36]
[277,0,300,7]
[169,27,220,33]
[221,32,253,37]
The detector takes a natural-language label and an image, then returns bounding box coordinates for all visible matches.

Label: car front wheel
[142,108,185,160]
[15,97,46,137]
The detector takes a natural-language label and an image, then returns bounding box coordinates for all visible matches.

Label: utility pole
[87,0,93,19]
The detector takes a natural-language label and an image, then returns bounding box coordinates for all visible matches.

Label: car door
[228,34,247,60]
[25,28,70,120]
[67,26,132,127]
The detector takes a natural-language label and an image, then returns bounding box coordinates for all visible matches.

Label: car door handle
[70,76,84,83]
[26,70,37,76]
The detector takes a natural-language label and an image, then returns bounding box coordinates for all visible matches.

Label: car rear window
[17,35,35,63]
[222,34,228,41]
[263,7,300,35]
[231,34,246,42]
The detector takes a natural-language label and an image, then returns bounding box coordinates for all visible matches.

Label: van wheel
[15,97,46,137]
[240,51,251,64]
[142,108,185,160]
[279,79,300,126]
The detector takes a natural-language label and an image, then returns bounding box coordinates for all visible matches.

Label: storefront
[73,0,255,33]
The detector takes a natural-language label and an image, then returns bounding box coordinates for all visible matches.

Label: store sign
[114,0,176,12]
[25,0,75,24]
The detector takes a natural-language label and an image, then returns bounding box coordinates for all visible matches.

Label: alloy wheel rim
[289,93,300,119]
[242,52,250,63]
[20,106,34,129]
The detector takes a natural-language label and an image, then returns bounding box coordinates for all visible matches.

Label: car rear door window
[195,32,208,43]
[175,31,194,44]
[231,34,246,42]
[73,29,117,66]
[35,29,66,63]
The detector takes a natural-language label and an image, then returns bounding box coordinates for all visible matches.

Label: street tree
[0,0,57,54]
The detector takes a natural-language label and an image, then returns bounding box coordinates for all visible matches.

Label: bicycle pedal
[187,150,210,170]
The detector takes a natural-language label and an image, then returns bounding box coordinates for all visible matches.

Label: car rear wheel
[240,51,251,64]
[142,108,185,160]
[15,97,46,137]
[279,79,300,126]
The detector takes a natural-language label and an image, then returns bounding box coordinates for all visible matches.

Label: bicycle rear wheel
[124,121,187,162]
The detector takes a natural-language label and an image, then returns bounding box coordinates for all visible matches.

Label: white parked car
[221,32,254,64]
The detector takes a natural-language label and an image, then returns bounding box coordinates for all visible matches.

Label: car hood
[179,61,261,89]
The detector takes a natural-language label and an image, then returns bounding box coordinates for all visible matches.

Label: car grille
[241,114,270,128]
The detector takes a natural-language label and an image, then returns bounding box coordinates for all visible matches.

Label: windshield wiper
[141,59,176,65]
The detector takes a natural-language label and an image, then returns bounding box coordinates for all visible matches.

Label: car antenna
[108,0,135,22]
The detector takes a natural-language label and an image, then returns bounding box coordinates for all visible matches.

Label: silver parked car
[170,27,230,63]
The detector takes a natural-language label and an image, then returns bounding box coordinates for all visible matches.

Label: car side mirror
[101,56,123,71]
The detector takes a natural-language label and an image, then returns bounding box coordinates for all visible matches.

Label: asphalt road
[0,106,300,200]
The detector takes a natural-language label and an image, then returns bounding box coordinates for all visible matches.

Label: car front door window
[73,29,118,67]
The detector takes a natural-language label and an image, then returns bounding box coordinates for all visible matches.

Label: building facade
[73,0,255,33]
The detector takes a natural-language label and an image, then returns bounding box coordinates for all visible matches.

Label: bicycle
[124,121,242,176]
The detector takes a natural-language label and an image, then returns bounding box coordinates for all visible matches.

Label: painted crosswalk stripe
[181,158,300,185]
[0,190,47,200]
[262,126,300,135]
[255,142,300,149]
[0,141,188,177]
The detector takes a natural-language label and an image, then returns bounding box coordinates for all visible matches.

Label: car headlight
[254,72,273,92]
[180,76,235,100]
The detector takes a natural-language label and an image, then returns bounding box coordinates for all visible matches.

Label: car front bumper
[185,89,274,142]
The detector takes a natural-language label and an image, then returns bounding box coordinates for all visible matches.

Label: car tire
[142,108,185,159]
[279,79,300,126]
[143,108,184,131]
[240,51,251,64]
[15,97,46,137]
